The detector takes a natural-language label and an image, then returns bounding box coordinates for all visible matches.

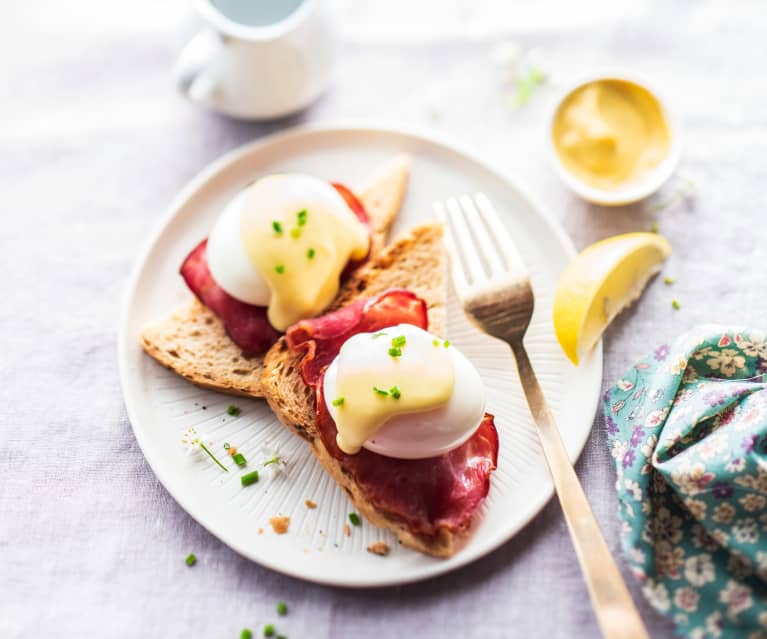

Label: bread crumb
[258,528,263,535]
[305,499,317,509]
[367,542,390,556]
[343,524,351,537]
[269,516,291,534]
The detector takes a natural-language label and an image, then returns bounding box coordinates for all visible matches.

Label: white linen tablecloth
[3,1,767,636]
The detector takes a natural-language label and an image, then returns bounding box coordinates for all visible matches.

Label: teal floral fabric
[604,327,767,638]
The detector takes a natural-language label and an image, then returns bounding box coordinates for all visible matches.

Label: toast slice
[140,156,411,397]
[260,223,458,557]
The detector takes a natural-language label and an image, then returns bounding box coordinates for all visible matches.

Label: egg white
[323,324,487,460]
[206,191,271,306]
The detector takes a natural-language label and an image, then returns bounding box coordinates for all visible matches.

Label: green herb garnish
[432,339,439,347]
[185,553,196,566]
[201,442,227,472]
[332,397,345,407]
[290,227,301,239]
[663,276,675,285]
[276,601,288,616]
[264,624,275,638]
[391,335,407,348]
[297,209,308,226]
[227,404,241,416]
[232,453,247,466]
[373,387,389,396]
[241,630,253,639]
[349,512,361,526]
[241,470,260,487]
[443,340,451,348]
[272,221,283,235]
[672,299,681,310]
[373,331,388,339]
[275,264,285,274]
[388,347,402,357]
[649,221,660,234]
[512,66,547,108]
[307,247,315,260]
[390,386,401,399]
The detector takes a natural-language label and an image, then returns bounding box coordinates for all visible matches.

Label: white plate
[118,124,603,587]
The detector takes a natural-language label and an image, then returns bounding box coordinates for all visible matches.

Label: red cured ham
[179,182,371,355]
[180,239,281,355]
[286,289,428,386]
[286,289,499,539]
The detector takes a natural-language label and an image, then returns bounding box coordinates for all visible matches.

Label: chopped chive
[276,601,288,616]
[232,453,247,466]
[373,387,389,396]
[373,331,388,339]
[388,347,402,357]
[241,630,253,639]
[390,386,401,399]
[227,404,241,416]
[306,247,315,260]
[264,624,275,637]
[349,512,361,526]
[277,636,287,639]
[672,299,681,310]
[297,209,308,226]
[275,264,285,274]
[432,339,439,347]
[241,470,260,487]
[272,221,283,235]
[391,335,407,348]
[443,340,451,348]
[185,553,196,566]
[224,442,231,450]
[263,455,281,467]
[332,397,345,407]
[290,227,301,239]
[663,276,675,285]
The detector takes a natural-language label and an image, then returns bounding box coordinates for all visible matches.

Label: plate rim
[117,122,604,587]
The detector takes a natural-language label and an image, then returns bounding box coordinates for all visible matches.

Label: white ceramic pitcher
[175,0,336,120]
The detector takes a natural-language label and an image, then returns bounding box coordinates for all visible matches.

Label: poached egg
[207,175,369,331]
[323,323,486,459]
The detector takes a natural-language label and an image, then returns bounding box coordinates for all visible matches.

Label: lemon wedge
[553,232,671,365]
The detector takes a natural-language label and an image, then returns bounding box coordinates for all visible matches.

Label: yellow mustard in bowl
[552,78,671,192]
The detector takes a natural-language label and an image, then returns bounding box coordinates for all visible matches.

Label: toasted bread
[140,156,411,397]
[260,223,458,557]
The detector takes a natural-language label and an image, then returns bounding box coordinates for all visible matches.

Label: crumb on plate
[258,527,263,535]
[269,516,291,534]
[343,524,351,537]
[305,499,317,509]
[367,542,390,557]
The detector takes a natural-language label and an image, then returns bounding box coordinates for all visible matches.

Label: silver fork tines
[435,193,528,294]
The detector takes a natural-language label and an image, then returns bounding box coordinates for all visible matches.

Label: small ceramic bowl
[547,72,681,206]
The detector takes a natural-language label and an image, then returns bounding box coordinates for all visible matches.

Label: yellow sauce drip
[240,176,369,331]
[330,327,455,454]
[552,79,671,191]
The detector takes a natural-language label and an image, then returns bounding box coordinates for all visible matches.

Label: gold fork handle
[510,341,649,639]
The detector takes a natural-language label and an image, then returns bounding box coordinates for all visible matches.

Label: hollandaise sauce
[240,175,369,331]
[330,327,455,455]
[552,79,671,191]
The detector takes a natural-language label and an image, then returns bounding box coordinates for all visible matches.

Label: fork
[436,193,649,639]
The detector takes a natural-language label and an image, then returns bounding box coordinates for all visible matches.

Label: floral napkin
[604,327,767,639]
